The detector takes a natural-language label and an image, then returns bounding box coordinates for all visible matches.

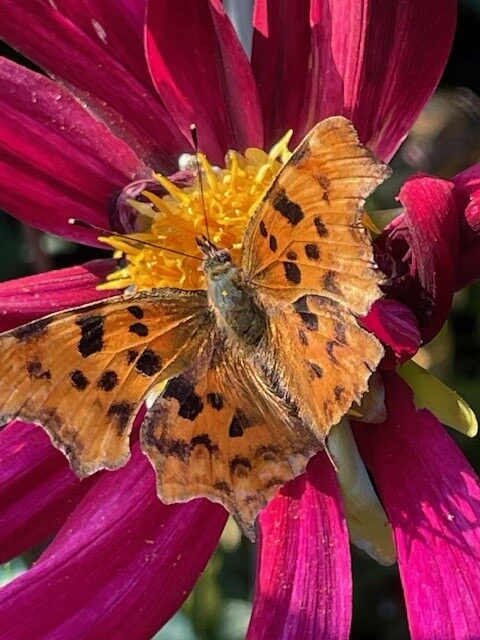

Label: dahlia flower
[1,1,479,639]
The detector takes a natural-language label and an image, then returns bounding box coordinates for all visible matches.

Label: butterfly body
[199,237,267,348]
[0,117,391,537]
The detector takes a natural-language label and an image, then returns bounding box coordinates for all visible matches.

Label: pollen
[99,132,293,291]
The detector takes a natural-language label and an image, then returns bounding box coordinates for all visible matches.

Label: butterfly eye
[217,250,231,264]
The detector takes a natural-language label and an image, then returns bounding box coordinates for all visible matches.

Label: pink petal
[377,175,459,343]
[302,0,456,160]
[453,163,480,288]
[0,259,117,332]
[0,445,227,639]
[0,0,186,168]
[146,0,263,162]
[247,452,351,640]
[354,373,480,640]
[252,0,311,148]
[361,299,421,367]
[0,58,151,246]
[0,421,97,563]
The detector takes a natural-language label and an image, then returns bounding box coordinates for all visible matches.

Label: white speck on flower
[178,153,197,172]
[447,514,455,521]
[92,19,108,45]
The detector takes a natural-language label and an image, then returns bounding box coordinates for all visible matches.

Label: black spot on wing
[206,392,224,411]
[289,143,310,166]
[107,400,135,434]
[269,234,278,252]
[294,300,319,331]
[213,480,232,496]
[135,349,162,376]
[127,305,144,319]
[314,216,328,237]
[97,370,119,391]
[272,188,304,225]
[228,409,252,438]
[286,250,297,261]
[164,376,203,421]
[298,329,309,345]
[283,261,302,284]
[27,359,51,380]
[127,349,139,364]
[305,243,320,260]
[334,322,348,344]
[70,369,89,390]
[324,270,341,294]
[326,340,340,365]
[334,386,345,401]
[259,221,268,238]
[309,362,323,379]
[191,433,219,454]
[129,322,149,337]
[76,314,105,358]
[317,175,331,202]
[298,311,318,331]
[12,317,52,341]
[229,455,252,476]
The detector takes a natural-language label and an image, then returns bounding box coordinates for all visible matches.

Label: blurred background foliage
[1,2,480,639]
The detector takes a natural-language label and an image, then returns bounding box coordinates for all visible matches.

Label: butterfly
[0,117,390,539]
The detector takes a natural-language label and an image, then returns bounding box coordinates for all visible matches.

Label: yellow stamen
[102,132,293,291]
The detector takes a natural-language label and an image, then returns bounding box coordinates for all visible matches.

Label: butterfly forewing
[242,116,390,315]
[0,289,212,475]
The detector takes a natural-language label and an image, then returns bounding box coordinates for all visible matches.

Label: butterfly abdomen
[204,255,266,347]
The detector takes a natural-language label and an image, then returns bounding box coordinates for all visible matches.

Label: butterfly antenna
[68,218,202,261]
[190,124,211,242]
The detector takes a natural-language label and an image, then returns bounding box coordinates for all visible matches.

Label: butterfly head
[196,235,232,278]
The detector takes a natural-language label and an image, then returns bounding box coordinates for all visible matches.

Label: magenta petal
[0,58,151,246]
[0,445,227,639]
[0,421,97,563]
[303,0,456,160]
[247,452,351,640]
[377,175,459,342]
[251,0,311,147]
[354,373,480,640]
[361,299,421,365]
[0,0,186,168]
[0,259,117,332]
[146,0,263,162]
[453,163,480,288]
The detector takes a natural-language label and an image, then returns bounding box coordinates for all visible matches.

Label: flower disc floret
[101,133,293,291]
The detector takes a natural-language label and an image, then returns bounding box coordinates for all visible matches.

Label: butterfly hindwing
[267,294,385,439]
[0,289,212,475]
[141,335,320,539]
[242,116,390,314]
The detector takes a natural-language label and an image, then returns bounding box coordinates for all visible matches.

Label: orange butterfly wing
[241,116,388,440]
[0,289,212,475]
[141,335,320,539]
[267,295,384,439]
[242,116,390,314]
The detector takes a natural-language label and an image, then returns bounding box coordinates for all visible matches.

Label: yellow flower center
[100,132,293,291]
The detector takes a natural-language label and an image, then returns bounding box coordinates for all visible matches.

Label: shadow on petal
[0,259,118,332]
[0,420,98,563]
[0,444,227,640]
[247,451,351,640]
[354,372,480,640]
